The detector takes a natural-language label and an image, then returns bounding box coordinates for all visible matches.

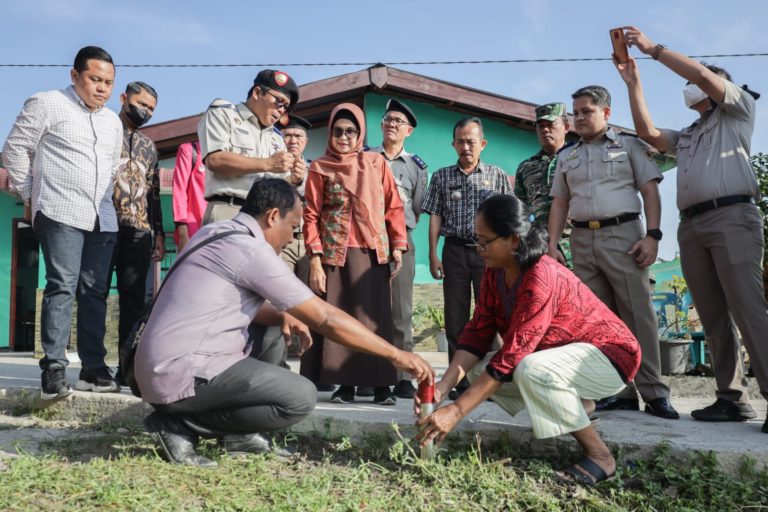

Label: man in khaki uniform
[548,85,679,419]
[370,99,428,399]
[614,26,768,431]
[197,69,302,224]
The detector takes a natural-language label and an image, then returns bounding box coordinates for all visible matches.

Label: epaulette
[273,126,283,137]
[207,98,235,110]
[557,140,577,154]
[306,159,312,165]
[362,145,371,152]
[411,154,428,169]
[618,131,638,138]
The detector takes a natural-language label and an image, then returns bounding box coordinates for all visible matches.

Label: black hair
[701,62,733,83]
[477,194,549,271]
[572,85,611,107]
[73,46,114,73]
[246,85,257,100]
[125,81,158,100]
[241,178,301,218]
[453,117,484,140]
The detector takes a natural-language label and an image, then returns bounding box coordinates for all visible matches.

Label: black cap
[280,114,312,131]
[253,69,299,108]
[385,98,417,127]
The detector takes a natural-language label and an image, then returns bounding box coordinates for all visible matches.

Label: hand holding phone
[610,27,629,64]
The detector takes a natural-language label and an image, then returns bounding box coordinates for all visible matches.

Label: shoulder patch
[556,140,577,154]
[411,154,428,169]
[208,98,235,110]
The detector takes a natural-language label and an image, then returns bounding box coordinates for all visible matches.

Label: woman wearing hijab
[416,194,641,486]
[302,103,408,405]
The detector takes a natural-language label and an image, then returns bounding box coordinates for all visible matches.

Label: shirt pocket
[561,157,584,188]
[602,150,630,177]
[675,135,693,172]
[229,130,256,155]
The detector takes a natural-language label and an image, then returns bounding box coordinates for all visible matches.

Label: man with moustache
[422,117,513,399]
[547,85,678,419]
[109,81,165,386]
[3,46,123,398]
[198,69,299,224]
[370,99,428,399]
[514,102,572,265]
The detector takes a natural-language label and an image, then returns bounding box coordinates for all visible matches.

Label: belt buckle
[588,220,601,229]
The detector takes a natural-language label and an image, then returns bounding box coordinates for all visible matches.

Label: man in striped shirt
[2,46,123,399]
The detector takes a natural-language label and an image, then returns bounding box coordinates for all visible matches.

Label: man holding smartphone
[547,85,679,420]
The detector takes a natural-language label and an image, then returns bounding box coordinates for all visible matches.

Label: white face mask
[683,84,708,108]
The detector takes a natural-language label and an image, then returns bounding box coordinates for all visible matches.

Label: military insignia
[280,114,289,126]
[333,183,341,192]
[607,143,623,149]
[450,189,462,200]
[411,154,428,169]
[236,127,249,135]
[274,71,289,86]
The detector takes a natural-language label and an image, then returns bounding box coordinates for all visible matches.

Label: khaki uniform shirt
[550,128,662,220]
[197,99,287,199]
[660,79,757,210]
[370,145,427,230]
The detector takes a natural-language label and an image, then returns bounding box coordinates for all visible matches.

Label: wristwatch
[647,229,663,241]
[651,44,667,60]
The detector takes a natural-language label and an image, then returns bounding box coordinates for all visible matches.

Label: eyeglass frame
[261,88,291,112]
[382,115,411,127]
[476,235,501,252]
[331,127,360,139]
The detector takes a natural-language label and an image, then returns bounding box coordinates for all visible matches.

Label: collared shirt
[371,145,428,230]
[514,149,559,226]
[550,128,662,221]
[421,161,513,241]
[660,79,757,210]
[2,86,123,231]
[114,126,163,234]
[134,213,315,405]
[457,255,640,383]
[197,99,287,199]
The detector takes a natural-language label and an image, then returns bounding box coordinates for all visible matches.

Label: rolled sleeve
[2,94,49,201]
[198,107,233,161]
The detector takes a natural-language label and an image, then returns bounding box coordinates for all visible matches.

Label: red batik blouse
[457,255,641,383]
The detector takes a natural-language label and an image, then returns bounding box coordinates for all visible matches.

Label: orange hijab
[310,103,386,248]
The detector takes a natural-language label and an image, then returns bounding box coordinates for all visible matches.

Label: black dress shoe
[644,397,680,420]
[393,380,416,399]
[356,386,374,397]
[691,398,757,422]
[595,396,639,411]
[143,413,217,467]
[220,433,295,458]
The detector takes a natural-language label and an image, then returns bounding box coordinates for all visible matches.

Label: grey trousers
[678,202,768,403]
[391,231,416,380]
[571,219,669,402]
[153,328,317,435]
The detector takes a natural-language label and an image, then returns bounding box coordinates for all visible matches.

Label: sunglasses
[332,127,360,139]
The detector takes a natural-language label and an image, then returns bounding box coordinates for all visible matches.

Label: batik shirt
[113,127,163,234]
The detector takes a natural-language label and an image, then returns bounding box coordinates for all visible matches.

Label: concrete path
[0,351,766,472]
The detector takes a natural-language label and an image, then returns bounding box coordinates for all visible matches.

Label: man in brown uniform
[548,85,679,419]
[615,26,768,430]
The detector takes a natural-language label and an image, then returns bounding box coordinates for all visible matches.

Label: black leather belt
[208,194,245,206]
[572,213,640,229]
[680,195,754,219]
[445,236,477,247]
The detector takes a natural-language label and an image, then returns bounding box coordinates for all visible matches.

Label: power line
[0,53,766,68]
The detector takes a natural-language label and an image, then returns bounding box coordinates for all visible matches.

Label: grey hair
[125,81,158,100]
[572,85,611,107]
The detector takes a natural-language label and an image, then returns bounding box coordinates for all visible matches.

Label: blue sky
[2,0,767,260]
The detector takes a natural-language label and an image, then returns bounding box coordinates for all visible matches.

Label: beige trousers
[468,344,626,439]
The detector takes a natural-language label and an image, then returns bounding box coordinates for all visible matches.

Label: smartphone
[610,27,629,64]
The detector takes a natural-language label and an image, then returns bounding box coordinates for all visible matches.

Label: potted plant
[426,305,448,352]
[657,276,696,375]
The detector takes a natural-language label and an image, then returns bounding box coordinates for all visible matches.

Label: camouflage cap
[535,102,567,122]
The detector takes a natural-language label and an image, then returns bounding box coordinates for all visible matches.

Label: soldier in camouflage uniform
[514,102,572,265]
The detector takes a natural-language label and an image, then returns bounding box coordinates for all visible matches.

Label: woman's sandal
[556,457,615,487]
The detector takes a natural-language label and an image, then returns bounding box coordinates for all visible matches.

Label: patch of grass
[0,430,766,511]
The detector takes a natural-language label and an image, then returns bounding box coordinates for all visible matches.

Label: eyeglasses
[264,89,290,112]
[382,115,410,127]
[332,127,360,139]
[476,235,500,252]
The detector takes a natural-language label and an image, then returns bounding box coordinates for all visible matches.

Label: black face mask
[125,103,152,127]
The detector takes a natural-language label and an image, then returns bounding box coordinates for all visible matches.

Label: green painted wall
[363,93,540,283]
[0,194,25,348]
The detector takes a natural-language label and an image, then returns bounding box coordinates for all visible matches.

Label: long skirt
[300,248,397,387]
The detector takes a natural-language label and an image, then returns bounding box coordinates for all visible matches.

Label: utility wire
[0,53,767,68]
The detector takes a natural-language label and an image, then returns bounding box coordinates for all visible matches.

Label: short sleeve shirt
[370,145,428,230]
[550,128,663,220]
[197,99,287,199]
[660,79,757,210]
[133,213,315,405]
[422,161,513,241]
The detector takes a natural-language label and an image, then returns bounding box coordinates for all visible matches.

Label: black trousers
[153,330,317,436]
[109,227,152,356]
